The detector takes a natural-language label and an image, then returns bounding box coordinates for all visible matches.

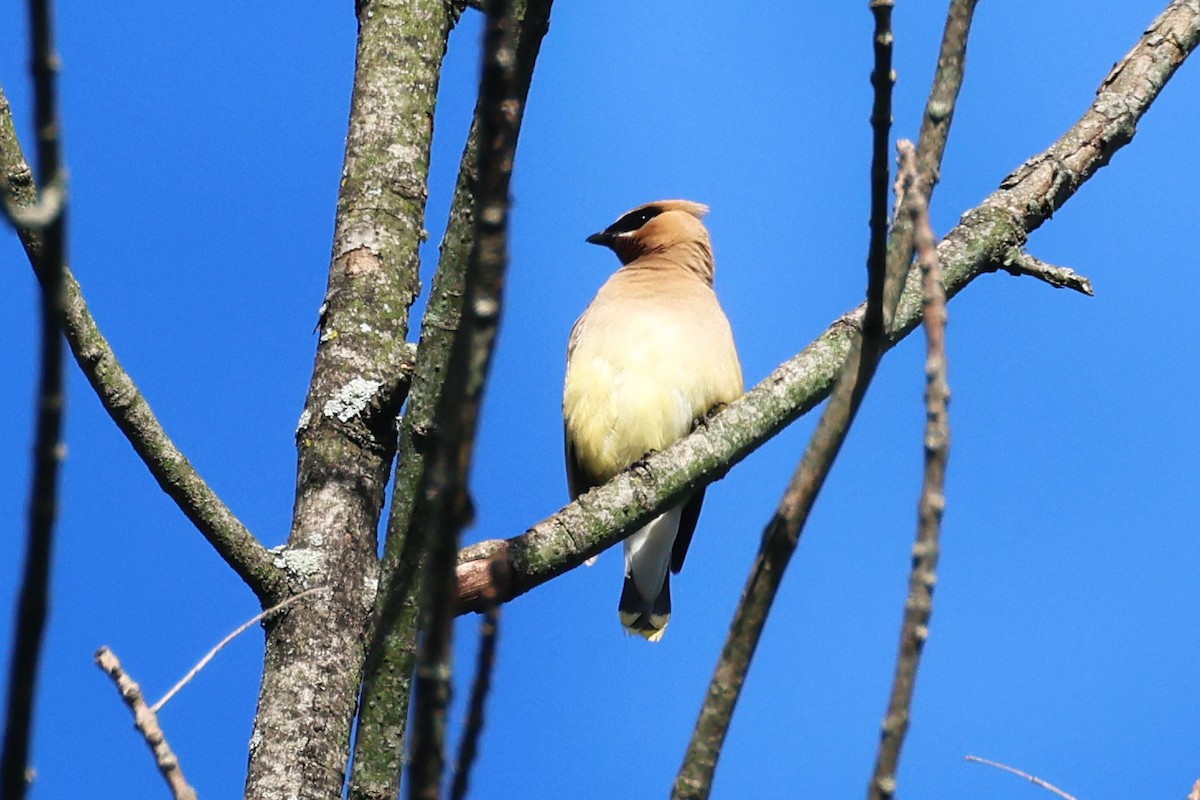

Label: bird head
[586,199,712,270]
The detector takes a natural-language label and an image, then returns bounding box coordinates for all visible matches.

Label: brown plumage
[563,200,743,641]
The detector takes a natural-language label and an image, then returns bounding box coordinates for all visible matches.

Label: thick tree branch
[868,143,949,800]
[454,0,1199,617]
[349,1,553,795]
[94,648,198,800]
[243,0,456,796]
[1,1,67,796]
[0,85,284,603]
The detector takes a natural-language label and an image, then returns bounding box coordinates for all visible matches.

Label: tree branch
[868,142,949,800]
[407,1,519,797]
[964,755,1079,800]
[883,0,977,330]
[671,0,964,791]
[0,84,284,604]
[150,587,328,714]
[95,648,198,800]
[244,0,457,795]
[453,0,1199,618]
[864,0,895,340]
[1,0,68,795]
[448,560,503,800]
[997,248,1094,296]
[349,1,554,795]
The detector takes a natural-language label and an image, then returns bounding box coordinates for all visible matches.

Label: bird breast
[564,279,741,483]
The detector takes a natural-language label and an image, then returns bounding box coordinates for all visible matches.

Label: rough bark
[242,1,454,797]
[348,3,552,797]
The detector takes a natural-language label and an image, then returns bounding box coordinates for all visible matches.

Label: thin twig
[0,85,282,603]
[150,586,328,714]
[964,755,1078,800]
[94,648,198,800]
[1,0,68,796]
[864,0,895,340]
[999,248,1095,296]
[868,141,949,800]
[406,1,519,798]
[448,560,505,800]
[671,2,979,796]
[884,0,979,329]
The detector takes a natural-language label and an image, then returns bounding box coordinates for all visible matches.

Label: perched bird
[563,200,743,641]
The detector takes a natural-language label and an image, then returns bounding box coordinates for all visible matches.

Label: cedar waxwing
[563,200,743,641]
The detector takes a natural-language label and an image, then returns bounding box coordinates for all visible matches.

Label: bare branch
[670,6,957,793]
[350,1,554,795]
[868,142,949,800]
[245,0,459,793]
[884,0,979,328]
[150,587,327,714]
[0,86,284,603]
[998,248,1094,296]
[864,0,896,340]
[1,0,68,795]
[453,0,1199,622]
[407,2,520,798]
[448,561,503,800]
[94,648,198,800]
[964,755,1078,800]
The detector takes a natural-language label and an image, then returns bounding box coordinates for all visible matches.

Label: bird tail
[619,572,671,642]
[618,506,682,642]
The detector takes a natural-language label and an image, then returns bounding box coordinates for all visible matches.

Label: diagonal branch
[0,85,284,604]
[670,0,974,793]
[883,0,976,329]
[454,0,1199,618]
[95,648,198,800]
[965,755,1079,800]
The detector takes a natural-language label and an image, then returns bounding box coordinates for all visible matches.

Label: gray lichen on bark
[242,1,456,798]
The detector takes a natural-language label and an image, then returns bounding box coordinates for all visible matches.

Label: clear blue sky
[2,2,1198,798]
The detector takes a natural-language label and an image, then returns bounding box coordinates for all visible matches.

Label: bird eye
[607,205,664,235]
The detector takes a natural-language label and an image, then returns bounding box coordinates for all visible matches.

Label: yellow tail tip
[619,612,669,642]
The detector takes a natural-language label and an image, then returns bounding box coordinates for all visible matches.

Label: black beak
[586,231,616,247]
